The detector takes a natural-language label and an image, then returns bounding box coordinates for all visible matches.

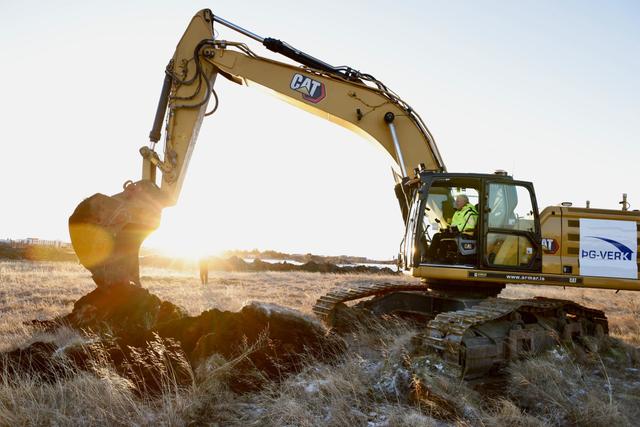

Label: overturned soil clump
[4,283,344,394]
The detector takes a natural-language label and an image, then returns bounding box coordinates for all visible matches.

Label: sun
[143,207,230,261]
[152,238,222,261]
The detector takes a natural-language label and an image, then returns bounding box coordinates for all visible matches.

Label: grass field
[1,260,639,426]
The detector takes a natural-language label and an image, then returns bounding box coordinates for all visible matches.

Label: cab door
[400,188,424,269]
[482,180,542,271]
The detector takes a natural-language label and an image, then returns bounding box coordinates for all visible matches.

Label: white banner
[579,219,637,279]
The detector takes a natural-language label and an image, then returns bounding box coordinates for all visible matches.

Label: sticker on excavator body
[468,271,583,284]
[579,219,638,279]
[290,73,326,103]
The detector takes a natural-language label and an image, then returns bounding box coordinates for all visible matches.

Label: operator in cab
[451,195,478,234]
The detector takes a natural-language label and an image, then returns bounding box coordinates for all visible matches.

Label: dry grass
[1,259,639,426]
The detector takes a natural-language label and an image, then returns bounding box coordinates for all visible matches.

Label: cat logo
[541,238,559,254]
[290,73,326,103]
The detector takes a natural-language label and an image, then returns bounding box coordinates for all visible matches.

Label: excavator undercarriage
[313,283,608,378]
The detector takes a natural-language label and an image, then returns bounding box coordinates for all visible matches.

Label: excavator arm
[69,9,445,288]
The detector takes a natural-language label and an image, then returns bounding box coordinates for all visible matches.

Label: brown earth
[3,283,344,394]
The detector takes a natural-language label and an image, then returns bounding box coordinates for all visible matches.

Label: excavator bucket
[69,180,167,288]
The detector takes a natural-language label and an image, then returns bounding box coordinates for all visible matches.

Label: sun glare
[143,207,230,261]
[153,238,221,261]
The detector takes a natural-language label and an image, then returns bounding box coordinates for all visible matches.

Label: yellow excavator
[69,10,640,378]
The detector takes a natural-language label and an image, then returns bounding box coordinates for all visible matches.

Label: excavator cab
[402,171,543,276]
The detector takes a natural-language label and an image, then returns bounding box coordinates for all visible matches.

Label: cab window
[485,183,538,268]
[424,185,479,234]
[487,183,535,232]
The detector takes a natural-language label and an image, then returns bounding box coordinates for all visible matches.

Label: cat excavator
[69,10,640,378]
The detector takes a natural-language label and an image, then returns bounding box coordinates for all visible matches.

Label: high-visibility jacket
[451,203,478,232]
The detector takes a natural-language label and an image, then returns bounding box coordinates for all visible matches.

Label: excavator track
[312,282,430,323]
[424,296,607,378]
[313,284,608,379]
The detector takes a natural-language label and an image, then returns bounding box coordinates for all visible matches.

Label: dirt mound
[63,282,186,334]
[4,283,344,394]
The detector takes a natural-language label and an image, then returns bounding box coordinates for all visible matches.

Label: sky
[1,1,638,259]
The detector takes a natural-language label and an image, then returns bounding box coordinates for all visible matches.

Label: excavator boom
[69,9,444,288]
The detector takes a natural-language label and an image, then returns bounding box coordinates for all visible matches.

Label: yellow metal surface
[150,9,218,205]
[539,207,562,274]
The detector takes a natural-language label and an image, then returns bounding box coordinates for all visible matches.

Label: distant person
[199,257,209,285]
